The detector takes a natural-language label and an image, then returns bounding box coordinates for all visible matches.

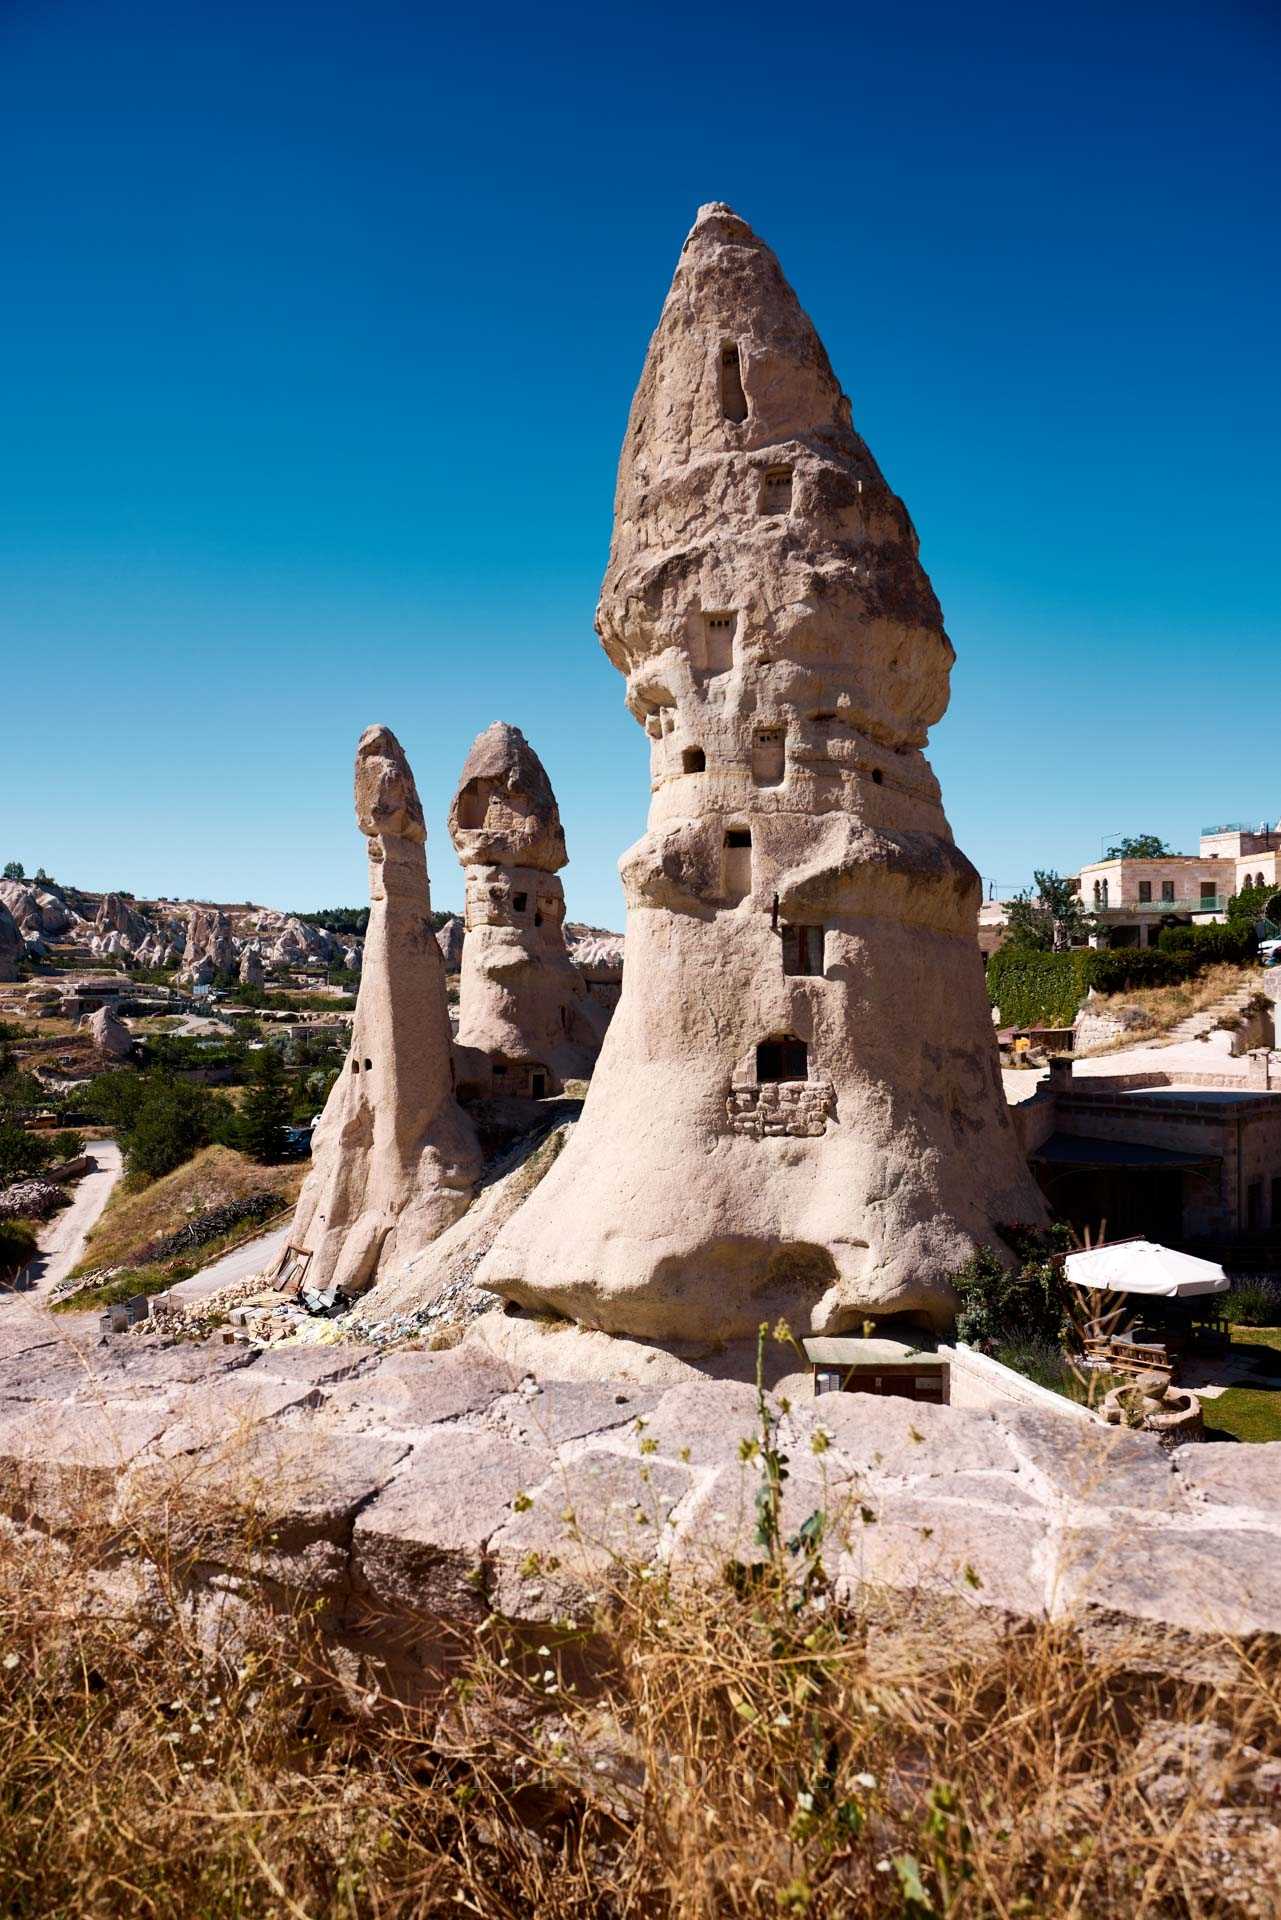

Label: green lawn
[1202,1328,1281,1443]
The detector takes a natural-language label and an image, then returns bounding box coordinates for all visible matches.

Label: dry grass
[1077,964,1256,1054]
[0,1459,1277,1919]
[72,1144,303,1277]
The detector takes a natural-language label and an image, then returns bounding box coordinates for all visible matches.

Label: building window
[512,892,528,913]
[1161,881,1175,902]
[756,1035,808,1083]
[752,727,785,787]
[781,925,824,976]
[761,465,792,514]
[1138,881,1152,903]
[702,611,736,672]
[1200,882,1217,902]
[1100,879,1109,907]
[1247,1180,1263,1231]
[682,746,706,774]
[719,342,747,424]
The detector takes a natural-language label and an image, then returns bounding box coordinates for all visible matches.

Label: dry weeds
[1076,965,1257,1055]
[73,1144,303,1278]
[0,1457,1277,1918]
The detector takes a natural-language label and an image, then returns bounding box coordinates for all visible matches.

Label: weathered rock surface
[0,900,22,981]
[435,915,465,972]
[0,880,78,940]
[0,1319,1277,1679]
[449,723,610,1098]
[478,203,1045,1341]
[289,726,481,1303]
[178,905,236,984]
[238,943,264,987]
[82,1004,133,1059]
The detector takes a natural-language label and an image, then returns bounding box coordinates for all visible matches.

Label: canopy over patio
[1065,1239,1229,1299]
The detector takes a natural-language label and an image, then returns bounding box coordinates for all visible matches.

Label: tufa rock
[289,726,481,1304]
[238,944,264,988]
[83,1005,133,1060]
[435,915,465,972]
[448,723,610,1098]
[178,905,235,984]
[0,901,22,982]
[477,204,1046,1342]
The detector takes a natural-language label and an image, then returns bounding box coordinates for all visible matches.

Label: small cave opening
[682,746,707,774]
[719,341,748,424]
[756,1034,808,1083]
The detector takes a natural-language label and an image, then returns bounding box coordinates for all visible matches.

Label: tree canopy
[1104,834,1173,860]
[1005,870,1091,952]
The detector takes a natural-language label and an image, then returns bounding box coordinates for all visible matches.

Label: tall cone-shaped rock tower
[478,204,1044,1340]
[291,725,481,1304]
[449,722,610,1097]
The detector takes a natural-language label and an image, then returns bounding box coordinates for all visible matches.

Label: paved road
[167,1220,295,1305]
[18,1139,124,1297]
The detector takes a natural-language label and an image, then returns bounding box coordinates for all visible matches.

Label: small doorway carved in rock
[722,827,752,902]
[719,341,747,424]
[530,1069,548,1099]
[752,727,785,787]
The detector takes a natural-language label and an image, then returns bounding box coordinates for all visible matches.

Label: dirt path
[18,1139,124,1298]
[166,1220,295,1305]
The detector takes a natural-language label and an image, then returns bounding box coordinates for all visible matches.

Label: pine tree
[236,1048,291,1164]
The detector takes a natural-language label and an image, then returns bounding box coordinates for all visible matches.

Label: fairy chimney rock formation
[477,203,1046,1341]
[448,723,609,1098]
[290,726,481,1304]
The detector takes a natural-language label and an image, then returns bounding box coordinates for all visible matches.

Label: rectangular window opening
[761,465,793,514]
[782,925,825,977]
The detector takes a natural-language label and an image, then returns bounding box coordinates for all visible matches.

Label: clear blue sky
[2,0,1277,925]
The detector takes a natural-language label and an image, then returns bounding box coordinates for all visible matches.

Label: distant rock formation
[448,722,610,1098]
[94,893,150,948]
[435,915,465,972]
[0,901,23,982]
[478,203,1045,1342]
[289,726,481,1305]
[239,944,265,988]
[178,906,235,985]
[0,880,78,940]
[82,1005,133,1060]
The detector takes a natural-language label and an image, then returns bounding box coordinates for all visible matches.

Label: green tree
[236,1048,292,1164]
[125,1078,218,1180]
[1004,870,1090,952]
[2,861,24,882]
[1104,833,1173,860]
[0,1124,53,1181]
[1227,882,1275,929]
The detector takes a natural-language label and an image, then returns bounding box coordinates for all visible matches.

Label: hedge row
[987,922,1258,1027]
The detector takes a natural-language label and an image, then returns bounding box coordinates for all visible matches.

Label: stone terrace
[1,1312,1278,1685]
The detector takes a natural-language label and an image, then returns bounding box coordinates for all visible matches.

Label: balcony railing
[1088,897,1225,915]
[1202,821,1251,836]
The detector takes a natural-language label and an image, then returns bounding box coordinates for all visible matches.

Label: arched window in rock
[756,1034,809,1083]
[719,342,747,424]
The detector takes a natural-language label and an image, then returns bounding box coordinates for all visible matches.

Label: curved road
[18,1138,124,1298]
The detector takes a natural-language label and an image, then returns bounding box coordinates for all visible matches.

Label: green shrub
[0,1124,53,1182]
[985,948,1093,1027]
[1088,948,1185,992]
[0,1218,38,1281]
[1222,1278,1281,1326]
[50,1130,85,1163]
[953,1225,1075,1351]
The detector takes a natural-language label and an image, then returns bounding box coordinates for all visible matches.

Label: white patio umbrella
[1064,1240,1229,1299]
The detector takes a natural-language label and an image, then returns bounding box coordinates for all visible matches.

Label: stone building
[448,722,609,1099]
[477,203,1045,1342]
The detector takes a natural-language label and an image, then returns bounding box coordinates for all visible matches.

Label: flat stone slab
[0,1332,1275,1656]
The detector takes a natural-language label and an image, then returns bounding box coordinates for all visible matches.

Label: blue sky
[2,0,1277,926]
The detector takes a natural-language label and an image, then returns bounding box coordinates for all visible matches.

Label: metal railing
[1088,897,1225,915]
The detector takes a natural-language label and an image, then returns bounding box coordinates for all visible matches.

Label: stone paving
[1,1307,1279,1679]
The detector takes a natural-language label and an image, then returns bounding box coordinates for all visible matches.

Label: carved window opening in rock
[719,341,747,424]
[350,1058,359,1074]
[871,769,883,785]
[531,1070,548,1099]
[761,465,792,514]
[363,1058,372,1072]
[722,827,752,902]
[782,924,825,977]
[756,1034,808,1083]
[492,1061,507,1077]
[752,727,785,787]
[682,746,706,774]
[513,892,528,914]
[534,910,544,927]
[700,611,736,674]
[456,778,490,830]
